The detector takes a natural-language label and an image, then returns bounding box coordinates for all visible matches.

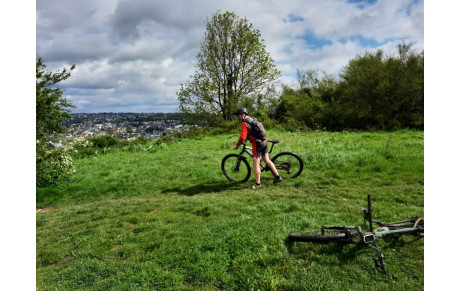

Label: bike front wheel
[272,152,303,179]
[221,154,251,183]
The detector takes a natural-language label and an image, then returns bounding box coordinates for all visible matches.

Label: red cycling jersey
[235,122,258,157]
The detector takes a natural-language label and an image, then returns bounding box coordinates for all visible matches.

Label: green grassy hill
[36,130,424,290]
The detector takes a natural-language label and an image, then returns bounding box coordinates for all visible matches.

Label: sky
[36,0,424,113]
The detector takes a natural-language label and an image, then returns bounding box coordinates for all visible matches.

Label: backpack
[243,116,267,142]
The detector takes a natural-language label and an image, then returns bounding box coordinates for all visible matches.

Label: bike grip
[368,194,372,209]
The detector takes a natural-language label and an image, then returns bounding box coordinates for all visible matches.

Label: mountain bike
[288,195,424,274]
[221,139,303,183]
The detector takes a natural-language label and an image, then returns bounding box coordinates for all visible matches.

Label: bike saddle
[268,140,279,144]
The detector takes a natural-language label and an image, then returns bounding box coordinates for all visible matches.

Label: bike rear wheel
[288,227,361,243]
[221,154,251,183]
[272,152,303,179]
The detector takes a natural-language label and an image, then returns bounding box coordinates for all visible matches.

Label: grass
[36,130,424,290]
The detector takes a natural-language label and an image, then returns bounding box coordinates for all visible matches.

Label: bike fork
[234,155,243,171]
[366,195,387,274]
[370,244,387,274]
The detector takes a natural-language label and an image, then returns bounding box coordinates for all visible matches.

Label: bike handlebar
[367,195,374,232]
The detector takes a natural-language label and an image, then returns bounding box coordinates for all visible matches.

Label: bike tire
[221,154,251,183]
[288,230,348,243]
[288,227,362,243]
[271,152,303,179]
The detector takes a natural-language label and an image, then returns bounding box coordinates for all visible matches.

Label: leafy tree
[296,68,321,91]
[270,42,423,131]
[389,42,424,128]
[273,69,338,130]
[36,56,76,140]
[337,49,387,129]
[338,42,424,129]
[36,57,76,187]
[275,85,324,130]
[178,11,280,126]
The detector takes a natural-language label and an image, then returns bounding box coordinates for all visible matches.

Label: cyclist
[233,108,283,189]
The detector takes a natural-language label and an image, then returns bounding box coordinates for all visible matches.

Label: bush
[89,135,119,148]
[130,136,149,145]
[217,120,239,134]
[251,110,280,132]
[69,138,98,158]
[280,117,309,132]
[36,143,75,187]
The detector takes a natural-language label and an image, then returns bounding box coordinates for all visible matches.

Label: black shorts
[254,140,268,159]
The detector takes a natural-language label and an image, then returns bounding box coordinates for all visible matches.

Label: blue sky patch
[347,0,377,9]
[299,30,333,49]
[283,14,305,23]
[406,0,421,16]
[340,35,388,48]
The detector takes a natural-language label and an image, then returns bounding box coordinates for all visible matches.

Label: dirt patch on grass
[36,208,55,213]
[125,223,136,230]
[149,209,159,214]
[111,245,121,252]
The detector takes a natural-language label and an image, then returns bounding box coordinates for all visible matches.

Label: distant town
[61,112,194,140]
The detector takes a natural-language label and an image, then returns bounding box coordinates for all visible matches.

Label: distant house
[113,129,124,134]
[46,141,63,148]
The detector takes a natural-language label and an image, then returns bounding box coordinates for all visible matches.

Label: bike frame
[238,140,277,172]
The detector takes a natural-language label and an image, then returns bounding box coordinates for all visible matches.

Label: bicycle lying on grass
[288,195,424,274]
[221,139,303,183]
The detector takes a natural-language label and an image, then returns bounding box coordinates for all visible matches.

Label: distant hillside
[60,112,193,140]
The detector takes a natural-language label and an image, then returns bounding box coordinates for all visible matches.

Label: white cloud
[36,0,424,113]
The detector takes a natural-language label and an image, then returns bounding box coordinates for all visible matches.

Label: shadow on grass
[381,234,424,247]
[162,181,242,196]
[285,234,424,270]
[285,236,366,264]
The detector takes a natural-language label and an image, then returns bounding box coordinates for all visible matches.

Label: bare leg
[262,154,280,177]
[253,157,261,184]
